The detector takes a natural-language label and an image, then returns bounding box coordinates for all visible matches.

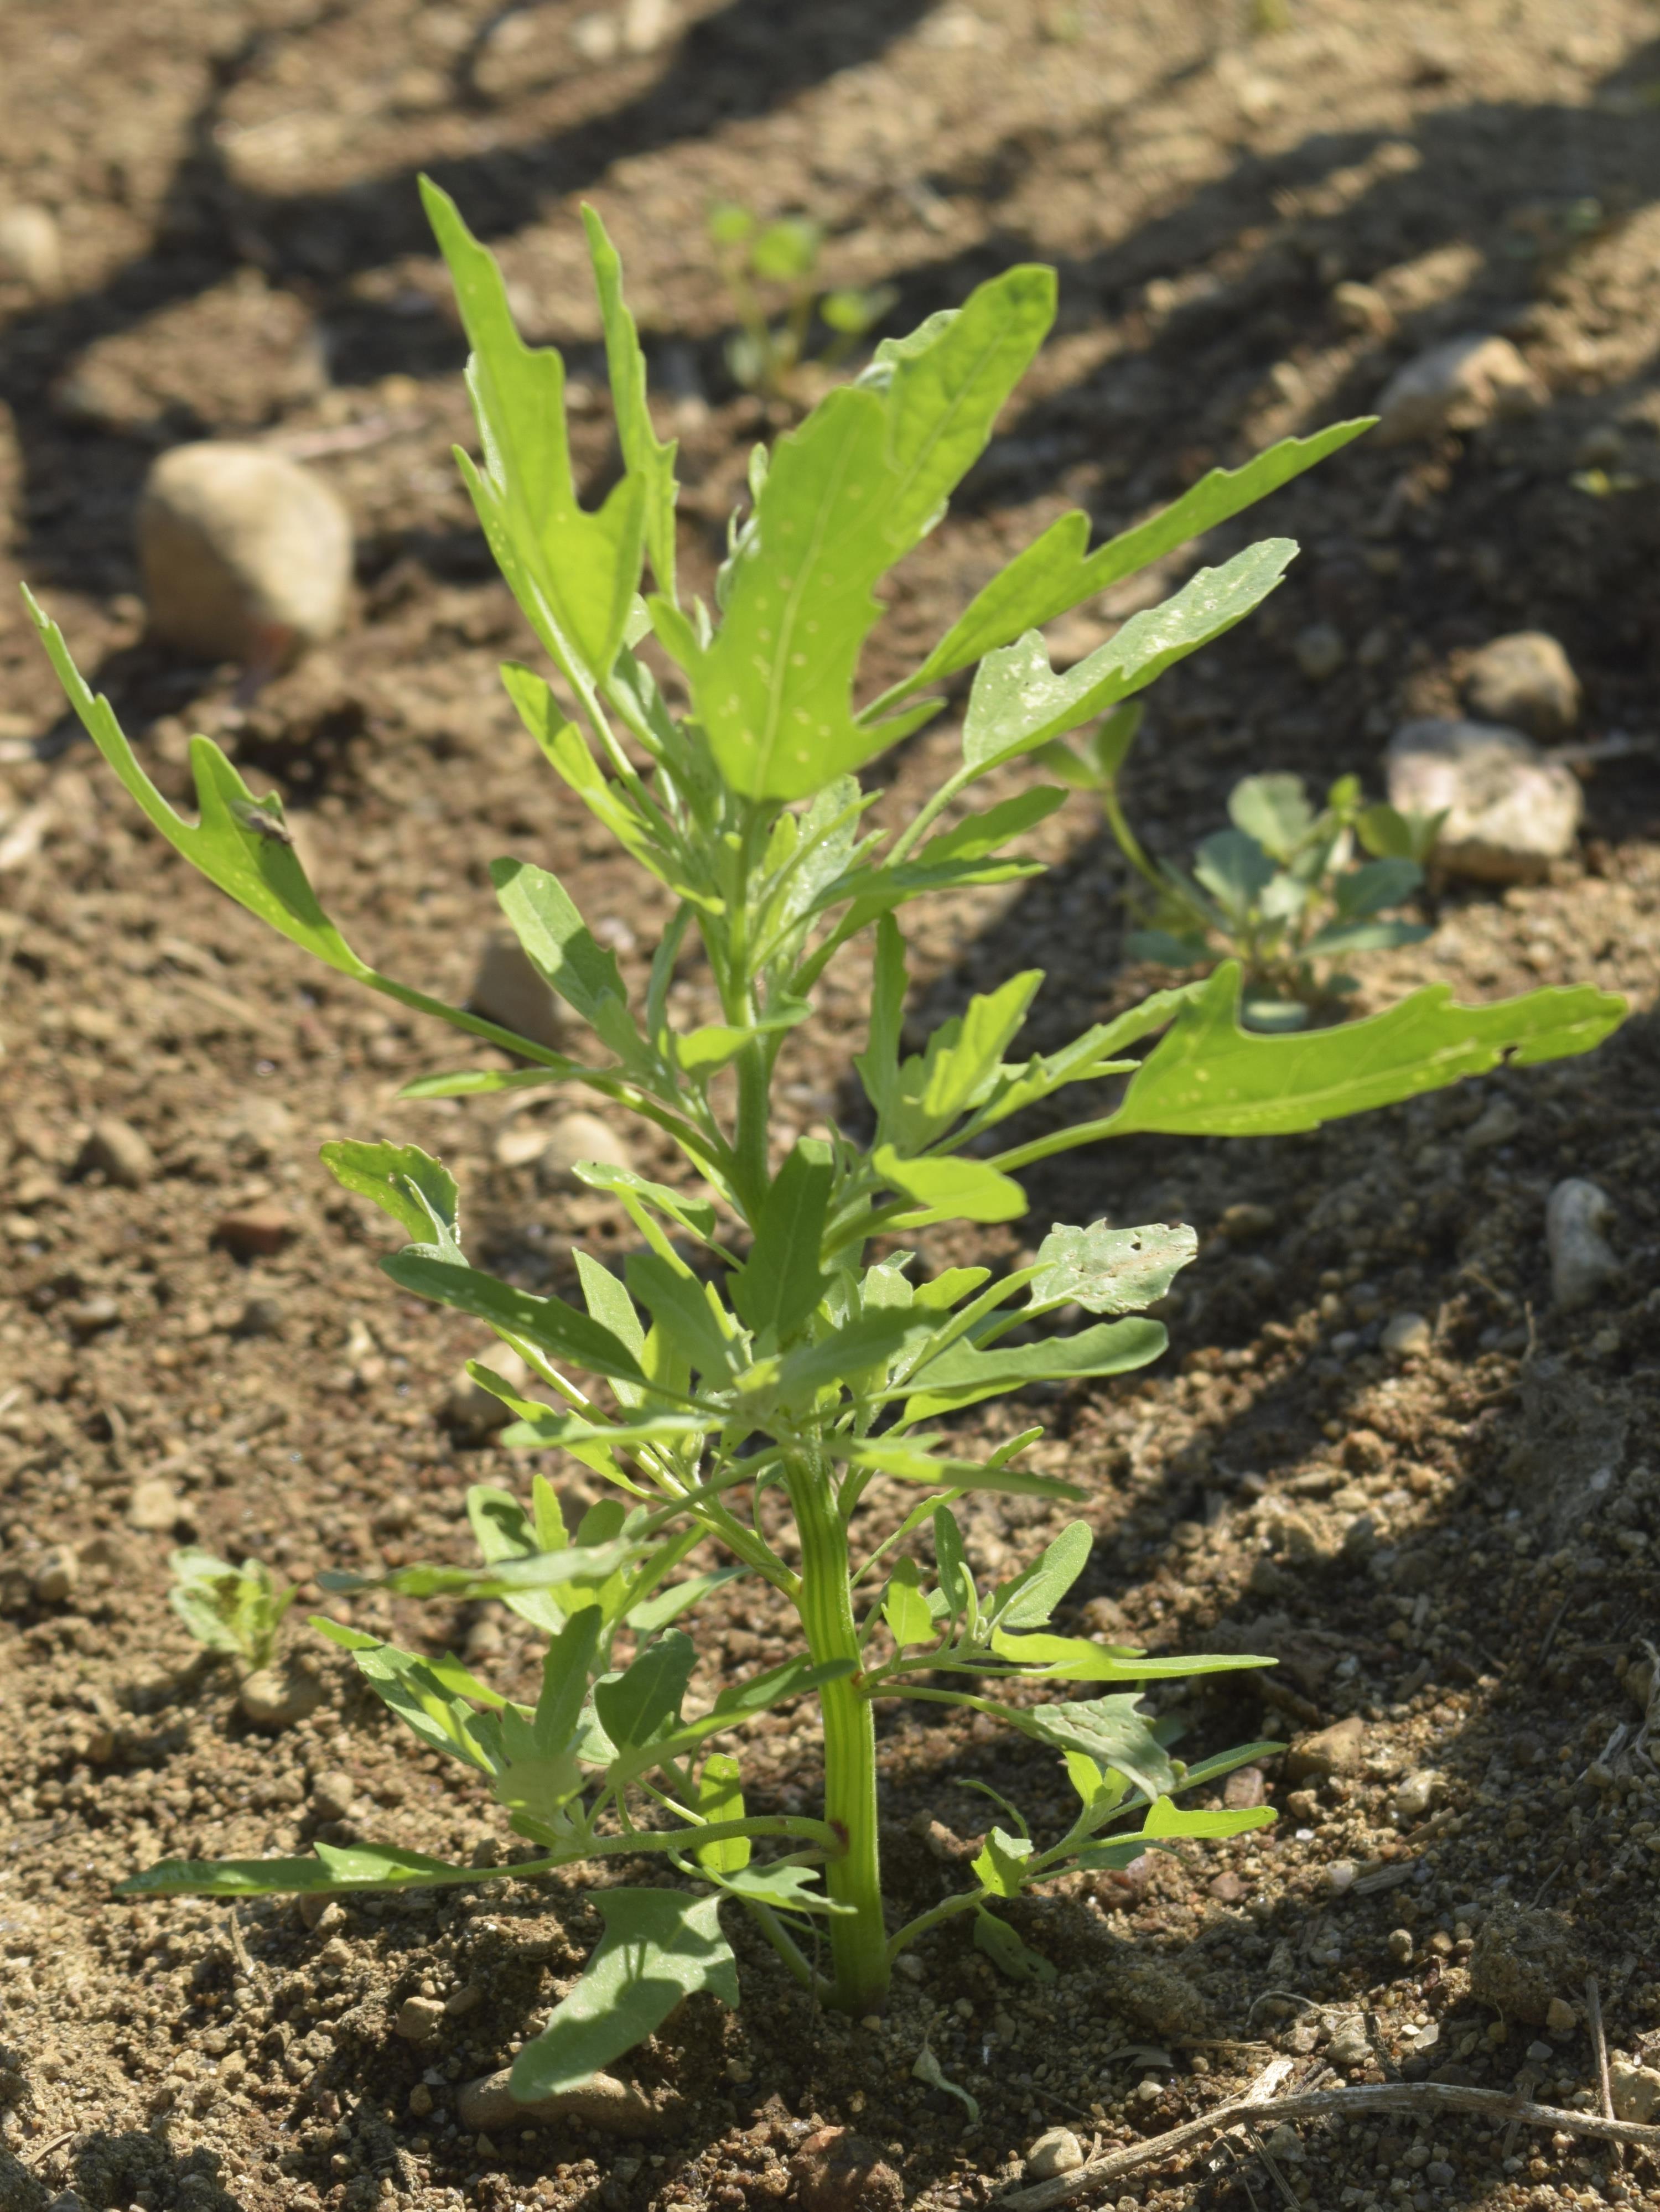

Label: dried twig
[999,2080,1660,2208]
[1588,1976,1618,2171]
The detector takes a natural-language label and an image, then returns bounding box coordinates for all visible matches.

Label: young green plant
[1044,713,1446,1029]
[30,181,1624,2097]
[708,201,896,399]
[168,1546,297,1676]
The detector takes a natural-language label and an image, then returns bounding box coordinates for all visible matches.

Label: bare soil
[5,4,1660,2210]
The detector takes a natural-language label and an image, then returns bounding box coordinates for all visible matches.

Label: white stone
[1024,2130,1084,2179]
[1373,334,1543,445]
[1393,1768,1438,1820]
[138,442,352,668]
[127,1477,183,1533]
[468,931,564,1052]
[1386,718,1581,882]
[494,1121,553,1169]
[1464,631,1580,740]
[1546,1177,1620,1311]
[1381,1311,1431,1359]
[0,203,64,297]
[536,1109,632,1191]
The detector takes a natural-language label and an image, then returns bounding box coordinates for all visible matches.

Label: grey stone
[1327,2016,1371,2066]
[0,203,65,297]
[468,931,564,1052]
[1464,1095,1522,1153]
[1373,334,1543,445]
[1393,1768,1438,1820]
[1546,1178,1620,1311]
[81,1115,156,1188]
[1293,621,1346,683]
[536,1109,632,1191]
[1465,631,1580,740]
[1386,717,1581,881]
[138,442,352,668]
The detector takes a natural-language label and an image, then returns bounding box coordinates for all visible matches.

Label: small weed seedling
[1045,709,1445,1028]
[708,201,896,399]
[32,183,1624,2103]
[168,1546,295,1676]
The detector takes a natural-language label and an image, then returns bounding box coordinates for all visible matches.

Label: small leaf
[1028,1220,1198,1315]
[383,1250,647,1386]
[972,1908,1056,1986]
[913,2042,982,2118]
[593,1630,697,1752]
[509,1889,739,2102]
[993,1693,1179,1802]
[1191,828,1275,922]
[875,1147,1026,1226]
[883,1558,940,1648]
[320,1140,460,1253]
[898,1316,1168,1417]
[731,1138,833,1341]
[971,1825,1034,1898]
[582,203,678,600]
[1141,1794,1277,1841]
[695,1752,749,1875]
[988,1521,1093,1631]
[1227,772,1314,862]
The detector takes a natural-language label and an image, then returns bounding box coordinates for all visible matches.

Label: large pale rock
[1373,334,1543,444]
[456,2065,675,2136]
[138,442,352,668]
[1611,2059,1660,2125]
[468,931,564,1052]
[1386,718,1580,882]
[1464,631,1580,740]
[535,1109,632,1191]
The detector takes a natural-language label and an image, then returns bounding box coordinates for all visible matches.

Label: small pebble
[1327,2017,1371,2066]
[444,1982,485,2018]
[395,1995,447,2042]
[31,1543,79,1605]
[1464,630,1580,740]
[81,1115,157,1188]
[298,1894,345,1932]
[127,1478,184,1534]
[1024,2128,1084,2180]
[1393,1768,1438,1820]
[1463,1095,1521,1153]
[1293,621,1345,683]
[234,1294,286,1338]
[1331,279,1394,336]
[310,1769,356,1822]
[0,202,65,297]
[215,1204,295,1259]
[1425,2163,1456,2189]
[443,1344,533,1434]
[1217,1201,1276,1241]
[1388,1928,1415,1965]
[63,1294,121,1339]
[138,441,352,669]
[1284,1713,1366,1782]
[493,1121,552,1169]
[238,1660,324,1730]
[408,2083,435,2118]
[1546,1177,1620,1311]
[1207,1871,1247,1903]
[536,1109,632,1192]
[1222,1764,1267,1809]
[1381,1311,1431,1360]
[1326,1858,1358,1896]
[1544,1996,1578,2037]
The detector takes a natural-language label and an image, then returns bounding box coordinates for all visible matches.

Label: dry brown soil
[5,3,1660,2210]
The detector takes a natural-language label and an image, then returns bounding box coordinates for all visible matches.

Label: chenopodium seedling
[168,1546,296,1676]
[1041,711,1448,1030]
[708,200,897,399]
[29,179,1625,2101]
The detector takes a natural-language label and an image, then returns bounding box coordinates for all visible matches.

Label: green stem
[787,1458,889,2014]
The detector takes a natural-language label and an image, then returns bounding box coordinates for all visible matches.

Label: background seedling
[1043,709,1445,1027]
[168,1546,297,1676]
[31,180,1623,2106]
[709,201,896,399]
